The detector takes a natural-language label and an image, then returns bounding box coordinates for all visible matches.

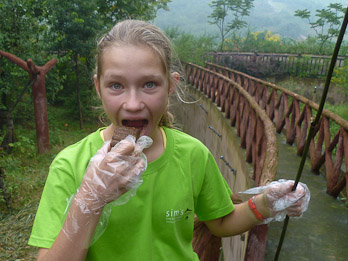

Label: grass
[0,105,101,260]
[0,202,38,260]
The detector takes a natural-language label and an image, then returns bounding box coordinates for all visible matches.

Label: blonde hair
[96,20,181,128]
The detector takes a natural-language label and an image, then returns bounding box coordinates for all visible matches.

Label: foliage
[219,54,287,78]
[215,26,346,56]
[332,62,348,101]
[166,27,216,66]
[45,0,100,56]
[208,0,254,50]
[324,103,348,138]
[234,29,282,52]
[294,3,346,54]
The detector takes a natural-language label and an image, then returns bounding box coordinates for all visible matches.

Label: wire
[9,74,39,114]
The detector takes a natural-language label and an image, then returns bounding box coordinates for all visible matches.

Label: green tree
[208,0,254,50]
[45,0,102,129]
[294,3,346,54]
[166,27,216,65]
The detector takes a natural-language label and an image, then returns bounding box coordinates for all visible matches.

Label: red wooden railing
[206,62,348,199]
[184,62,278,261]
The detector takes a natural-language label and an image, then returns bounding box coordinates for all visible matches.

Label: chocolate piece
[110,126,140,147]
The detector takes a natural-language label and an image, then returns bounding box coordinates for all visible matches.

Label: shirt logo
[165,208,193,223]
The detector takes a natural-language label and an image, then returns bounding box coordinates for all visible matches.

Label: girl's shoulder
[164,127,201,141]
[164,127,209,153]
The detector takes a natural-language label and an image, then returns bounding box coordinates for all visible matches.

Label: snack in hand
[110,126,141,147]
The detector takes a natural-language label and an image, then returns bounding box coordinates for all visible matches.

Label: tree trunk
[1,111,16,150]
[86,58,94,91]
[0,92,8,133]
[220,21,225,51]
[29,64,50,154]
[75,54,83,129]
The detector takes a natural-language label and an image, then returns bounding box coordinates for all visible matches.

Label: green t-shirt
[29,127,234,260]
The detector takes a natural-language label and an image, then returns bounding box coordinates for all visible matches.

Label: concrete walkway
[264,134,348,261]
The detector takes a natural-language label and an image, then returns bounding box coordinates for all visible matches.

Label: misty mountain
[154,0,347,39]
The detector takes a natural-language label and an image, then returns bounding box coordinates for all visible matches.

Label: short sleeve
[194,152,234,221]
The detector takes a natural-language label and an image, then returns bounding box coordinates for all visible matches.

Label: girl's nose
[123,90,145,111]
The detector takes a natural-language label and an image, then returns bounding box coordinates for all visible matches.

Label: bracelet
[248,196,265,222]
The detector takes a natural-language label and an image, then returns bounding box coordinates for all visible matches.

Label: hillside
[154,0,347,39]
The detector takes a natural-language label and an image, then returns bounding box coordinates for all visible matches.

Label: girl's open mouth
[122,119,148,135]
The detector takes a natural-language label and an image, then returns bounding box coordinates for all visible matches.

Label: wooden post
[0,50,57,154]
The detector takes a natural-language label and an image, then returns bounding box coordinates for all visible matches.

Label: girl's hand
[75,135,152,215]
[263,180,310,220]
[239,179,310,224]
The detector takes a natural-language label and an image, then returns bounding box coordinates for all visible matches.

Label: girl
[29,20,309,260]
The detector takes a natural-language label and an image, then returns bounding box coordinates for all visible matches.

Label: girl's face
[94,44,176,143]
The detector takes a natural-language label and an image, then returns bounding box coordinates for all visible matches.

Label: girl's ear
[169,72,180,95]
[94,74,102,98]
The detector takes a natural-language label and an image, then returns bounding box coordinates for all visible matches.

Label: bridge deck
[264,133,348,261]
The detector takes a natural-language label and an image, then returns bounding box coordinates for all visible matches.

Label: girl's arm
[37,196,103,261]
[205,180,309,237]
[204,194,269,237]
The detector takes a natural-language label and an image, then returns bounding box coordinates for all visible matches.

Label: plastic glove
[62,135,152,244]
[75,135,153,215]
[239,179,310,224]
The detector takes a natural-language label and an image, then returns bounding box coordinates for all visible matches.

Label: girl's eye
[144,82,155,89]
[111,83,122,90]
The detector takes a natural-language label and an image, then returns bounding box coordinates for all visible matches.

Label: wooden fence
[184,62,278,261]
[207,52,346,77]
[206,62,348,199]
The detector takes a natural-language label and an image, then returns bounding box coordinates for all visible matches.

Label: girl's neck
[143,127,164,163]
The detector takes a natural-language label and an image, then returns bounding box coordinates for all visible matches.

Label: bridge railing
[206,62,348,199]
[206,52,346,77]
[183,62,278,260]
[184,62,278,186]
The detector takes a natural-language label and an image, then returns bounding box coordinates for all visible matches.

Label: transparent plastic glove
[239,179,310,224]
[62,135,152,244]
[91,135,153,245]
[75,135,153,215]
